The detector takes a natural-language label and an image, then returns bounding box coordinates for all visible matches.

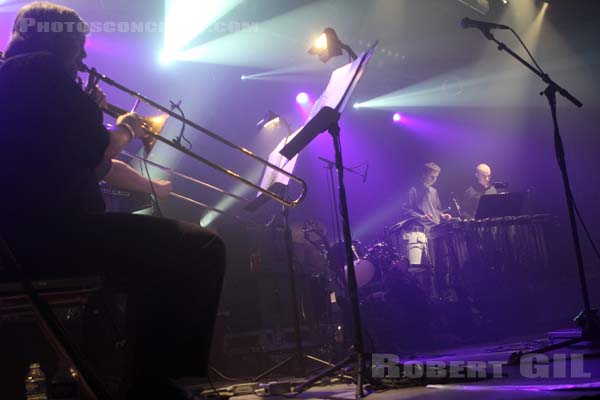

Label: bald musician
[461,163,497,220]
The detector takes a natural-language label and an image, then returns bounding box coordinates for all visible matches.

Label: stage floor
[190,329,600,400]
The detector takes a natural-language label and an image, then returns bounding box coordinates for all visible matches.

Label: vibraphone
[430,214,558,295]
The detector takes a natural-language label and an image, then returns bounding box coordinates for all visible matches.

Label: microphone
[362,162,369,183]
[461,17,510,31]
[450,192,464,220]
[492,181,509,190]
[169,99,182,110]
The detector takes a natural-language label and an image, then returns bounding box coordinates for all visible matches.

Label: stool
[0,235,113,399]
[0,276,102,321]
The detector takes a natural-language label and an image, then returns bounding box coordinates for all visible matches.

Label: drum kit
[287,219,443,353]
[292,219,428,300]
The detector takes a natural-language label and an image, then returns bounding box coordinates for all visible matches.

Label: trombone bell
[102,101,169,156]
[141,113,169,155]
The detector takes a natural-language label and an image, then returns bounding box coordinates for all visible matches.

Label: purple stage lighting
[393,112,402,122]
[296,92,309,105]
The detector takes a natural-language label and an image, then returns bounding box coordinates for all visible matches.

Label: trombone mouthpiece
[78,63,90,73]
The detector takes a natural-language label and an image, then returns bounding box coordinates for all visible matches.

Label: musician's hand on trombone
[440,213,453,221]
[420,213,434,223]
[84,82,107,109]
[116,113,145,139]
[151,179,173,198]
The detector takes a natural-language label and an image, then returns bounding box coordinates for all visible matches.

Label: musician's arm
[103,124,136,160]
[401,187,425,219]
[85,83,144,161]
[101,159,172,198]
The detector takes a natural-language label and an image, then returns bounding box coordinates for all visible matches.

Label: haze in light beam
[163,0,243,59]
[173,1,356,68]
[240,63,324,81]
[524,1,549,54]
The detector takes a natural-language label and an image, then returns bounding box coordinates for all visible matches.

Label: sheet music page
[261,43,377,193]
[257,129,300,195]
[309,42,377,117]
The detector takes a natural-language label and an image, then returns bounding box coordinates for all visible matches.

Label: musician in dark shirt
[400,162,452,232]
[0,3,225,398]
[461,163,498,219]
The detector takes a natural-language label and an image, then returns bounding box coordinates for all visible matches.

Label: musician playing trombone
[0,3,225,399]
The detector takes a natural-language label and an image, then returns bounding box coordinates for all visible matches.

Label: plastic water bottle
[25,363,47,400]
[49,362,80,399]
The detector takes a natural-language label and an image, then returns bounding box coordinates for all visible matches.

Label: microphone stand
[318,157,368,244]
[319,157,342,244]
[450,192,464,220]
[471,28,599,363]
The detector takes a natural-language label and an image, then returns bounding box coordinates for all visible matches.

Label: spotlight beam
[169,1,348,68]
[354,61,577,109]
[163,0,243,60]
[240,64,323,81]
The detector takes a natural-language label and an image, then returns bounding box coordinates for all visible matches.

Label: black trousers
[2,212,226,383]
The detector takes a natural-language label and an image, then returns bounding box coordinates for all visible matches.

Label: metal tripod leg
[252,355,295,382]
[508,337,583,365]
[509,311,600,365]
[305,354,355,381]
[294,353,356,393]
[252,353,353,383]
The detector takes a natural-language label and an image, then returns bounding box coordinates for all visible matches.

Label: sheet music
[257,130,300,195]
[278,42,378,160]
[309,42,378,118]
[260,42,378,194]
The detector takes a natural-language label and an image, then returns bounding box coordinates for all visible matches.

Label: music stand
[474,192,526,219]
[281,42,378,398]
[244,127,334,381]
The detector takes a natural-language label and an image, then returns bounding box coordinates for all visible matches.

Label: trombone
[80,64,307,208]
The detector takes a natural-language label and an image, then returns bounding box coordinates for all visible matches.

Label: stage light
[308,27,357,63]
[159,51,174,65]
[314,33,328,51]
[241,75,246,80]
[296,92,309,105]
[393,112,402,122]
[256,110,280,130]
